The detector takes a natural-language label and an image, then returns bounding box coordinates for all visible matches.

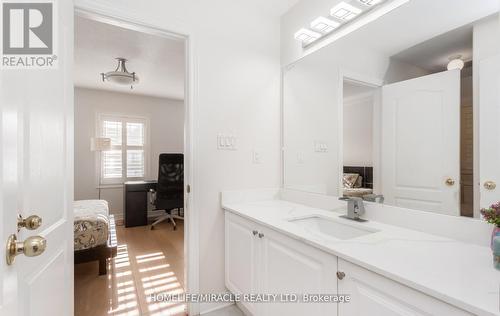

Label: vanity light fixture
[330,2,362,21]
[311,17,340,34]
[294,28,322,45]
[357,0,384,6]
[447,56,465,71]
[294,0,410,47]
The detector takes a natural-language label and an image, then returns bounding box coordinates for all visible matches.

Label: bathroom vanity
[222,189,499,316]
[222,1,500,315]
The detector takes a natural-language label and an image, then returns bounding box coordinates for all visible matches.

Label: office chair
[150,153,184,230]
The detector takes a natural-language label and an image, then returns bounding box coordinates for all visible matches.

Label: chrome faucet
[363,194,385,204]
[339,197,367,222]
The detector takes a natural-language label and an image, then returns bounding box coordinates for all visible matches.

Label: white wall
[74,87,184,218]
[75,1,282,313]
[343,94,374,167]
[472,14,500,215]
[283,57,341,195]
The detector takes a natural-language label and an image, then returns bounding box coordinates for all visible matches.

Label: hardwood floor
[75,221,185,316]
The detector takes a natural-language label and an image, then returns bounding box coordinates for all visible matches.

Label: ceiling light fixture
[310,17,340,34]
[447,55,465,71]
[331,2,362,21]
[294,28,322,45]
[101,58,139,89]
[357,0,384,6]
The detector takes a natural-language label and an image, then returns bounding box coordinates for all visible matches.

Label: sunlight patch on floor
[104,243,186,316]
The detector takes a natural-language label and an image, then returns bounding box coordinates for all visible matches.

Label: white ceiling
[251,0,301,16]
[75,16,185,100]
[344,81,376,99]
[339,0,497,57]
[392,24,473,73]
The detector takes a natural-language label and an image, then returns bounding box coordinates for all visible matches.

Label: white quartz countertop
[222,199,500,316]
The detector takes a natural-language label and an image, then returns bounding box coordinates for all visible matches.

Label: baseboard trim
[111,210,184,227]
[199,302,235,315]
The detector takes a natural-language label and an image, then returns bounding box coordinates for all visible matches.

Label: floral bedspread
[74,200,109,251]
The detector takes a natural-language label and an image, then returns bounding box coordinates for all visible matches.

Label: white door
[0,1,74,316]
[259,227,338,316]
[479,55,500,213]
[381,70,460,215]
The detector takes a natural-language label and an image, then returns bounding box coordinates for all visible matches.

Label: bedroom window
[98,114,149,184]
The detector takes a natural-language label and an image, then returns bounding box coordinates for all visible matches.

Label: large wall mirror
[283,0,500,218]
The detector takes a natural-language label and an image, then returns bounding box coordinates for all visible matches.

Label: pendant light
[101,58,139,89]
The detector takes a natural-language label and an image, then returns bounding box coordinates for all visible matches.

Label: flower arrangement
[481,202,500,227]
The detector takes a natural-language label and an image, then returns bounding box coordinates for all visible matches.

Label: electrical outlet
[253,150,262,164]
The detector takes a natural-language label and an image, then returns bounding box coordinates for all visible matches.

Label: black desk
[124,180,157,227]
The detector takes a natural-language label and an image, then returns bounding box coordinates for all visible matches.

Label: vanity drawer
[337,258,474,316]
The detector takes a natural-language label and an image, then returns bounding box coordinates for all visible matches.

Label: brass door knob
[445,178,455,186]
[17,214,42,232]
[484,181,497,190]
[6,234,47,265]
[336,271,346,280]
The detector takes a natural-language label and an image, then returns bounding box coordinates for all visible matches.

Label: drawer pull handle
[336,271,346,280]
[258,233,264,238]
[252,230,258,236]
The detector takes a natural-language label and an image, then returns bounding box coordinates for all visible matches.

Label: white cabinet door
[225,212,260,315]
[381,70,460,215]
[259,227,338,316]
[479,54,500,212]
[337,259,473,316]
[0,2,74,316]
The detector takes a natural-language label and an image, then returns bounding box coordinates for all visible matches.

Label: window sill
[97,184,124,189]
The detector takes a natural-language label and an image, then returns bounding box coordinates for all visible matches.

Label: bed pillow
[343,173,359,189]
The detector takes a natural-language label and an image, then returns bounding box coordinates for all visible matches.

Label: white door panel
[479,55,500,211]
[381,70,460,215]
[0,1,74,315]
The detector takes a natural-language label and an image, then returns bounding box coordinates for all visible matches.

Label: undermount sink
[289,215,378,240]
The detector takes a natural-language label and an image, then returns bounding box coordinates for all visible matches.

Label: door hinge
[187,185,191,194]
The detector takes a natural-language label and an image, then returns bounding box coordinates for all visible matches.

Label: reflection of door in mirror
[342,81,377,199]
[381,70,461,216]
[382,26,474,217]
[341,26,475,217]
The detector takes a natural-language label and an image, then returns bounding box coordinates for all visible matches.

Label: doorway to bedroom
[73,13,188,316]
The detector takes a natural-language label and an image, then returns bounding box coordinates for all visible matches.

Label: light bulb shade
[90,137,111,151]
[447,59,464,71]
[101,58,139,86]
[294,28,322,45]
[310,17,340,34]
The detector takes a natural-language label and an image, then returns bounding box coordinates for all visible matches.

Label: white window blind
[98,115,149,184]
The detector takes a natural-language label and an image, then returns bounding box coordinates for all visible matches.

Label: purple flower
[481,202,500,227]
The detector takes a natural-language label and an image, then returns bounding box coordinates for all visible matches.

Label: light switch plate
[252,150,262,164]
[314,141,328,153]
[217,133,238,150]
[297,152,304,164]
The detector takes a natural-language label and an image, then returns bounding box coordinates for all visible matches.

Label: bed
[73,200,117,275]
[342,173,373,198]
